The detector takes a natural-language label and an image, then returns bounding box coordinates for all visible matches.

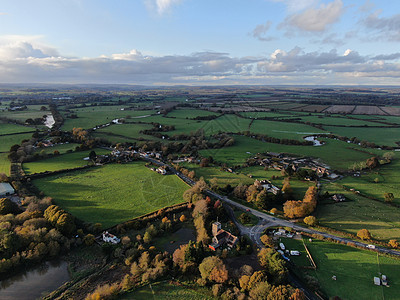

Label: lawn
[337,155,400,204]
[61,106,156,131]
[316,181,400,241]
[0,122,36,134]
[279,237,311,267]
[199,135,376,171]
[23,149,110,174]
[249,119,326,141]
[120,281,215,300]
[302,238,400,300]
[324,126,400,146]
[0,153,10,175]
[32,161,189,227]
[0,132,34,152]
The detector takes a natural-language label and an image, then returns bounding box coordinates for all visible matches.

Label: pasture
[199,135,376,170]
[32,161,189,227]
[94,123,159,141]
[34,143,80,155]
[316,182,400,241]
[61,106,156,131]
[166,108,219,119]
[0,153,10,175]
[121,281,215,300]
[0,105,49,122]
[324,126,400,146]
[302,239,400,300]
[0,132,34,152]
[0,122,35,135]
[23,148,110,174]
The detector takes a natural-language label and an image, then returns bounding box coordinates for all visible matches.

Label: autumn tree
[388,239,399,249]
[384,193,394,203]
[303,216,318,226]
[0,198,19,215]
[258,248,287,284]
[260,235,274,248]
[357,229,372,240]
[199,256,228,283]
[366,157,379,170]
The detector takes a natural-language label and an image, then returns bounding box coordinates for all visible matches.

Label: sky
[0,0,399,85]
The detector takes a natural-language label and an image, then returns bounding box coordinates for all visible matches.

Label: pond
[44,114,55,128]
[304,135,324,146]
[0,260,70,300]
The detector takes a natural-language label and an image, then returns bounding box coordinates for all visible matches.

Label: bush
[303,216,318,226]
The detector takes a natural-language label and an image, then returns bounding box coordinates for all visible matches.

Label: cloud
[362,11,400,41]
[0,40,399,85]
[280,0,344,32]
[146,0,182,15]
[269,0,319,13]
[251,21,275,41]
[0,12,7,16]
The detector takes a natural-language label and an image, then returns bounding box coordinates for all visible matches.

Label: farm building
[102,231,120,244]
[332,194,346,202]
[0,183,15,197]
[209,222,238,251]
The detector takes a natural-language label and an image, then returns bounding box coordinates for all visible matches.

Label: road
[143,156,400,257]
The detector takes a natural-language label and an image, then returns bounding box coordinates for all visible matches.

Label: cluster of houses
[150,166,167,175]
[255,179,281,195]
[258,152,338,180]
[209,222,238,251]
[102,231,120,244]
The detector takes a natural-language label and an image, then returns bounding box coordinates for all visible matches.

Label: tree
[384,193,394,203]
[239,213,251,225]
[179,214,187,222]
[366,157,379,170]
[388,239,399,249]
[0,198,19,215]
[260,235,274,248]
[143,231,152,244]
[199,256,226,282]
[303,216,318,226]
[249,282,271,300]
[0,173,8,182]
[83,234,95,246]
[357,229,372,240]
[89,150,97,161]
[258,248,287,284]
[383,152,395,161]
[200,158,210,167]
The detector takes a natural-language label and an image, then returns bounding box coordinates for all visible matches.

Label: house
[0,182,15,197]
[374,277,381,286]
[332,194,346,202]
[267,152,283,159]
[102,231,120,244]
[209,222,238,251]
[382,275,388,286]
[156,167,167,175]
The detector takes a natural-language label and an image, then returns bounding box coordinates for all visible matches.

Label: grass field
[121,281,215,300]
[324,126,400,146]
[23,149,110,174]
[0,153,10,175]
[61,106,156,131]
[0,105,49,122]
[316,182,400,241]
[337,154,400,204]
[0,132,34,152]
[95,123,159,141]
[302,238,400,300]
[249,119,326,141]
[34,143,80,155]
[32,161,189,227]
[287,115,387,127]
[166,108,219,119]
[0,122,36,134]
[199,135,377,170]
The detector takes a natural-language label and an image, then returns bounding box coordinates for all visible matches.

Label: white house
[0,183,15,197]
[102,231,120,244]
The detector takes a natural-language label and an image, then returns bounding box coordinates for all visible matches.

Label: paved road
[143,156,400,257]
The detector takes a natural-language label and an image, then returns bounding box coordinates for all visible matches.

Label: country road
[143,156,400,257]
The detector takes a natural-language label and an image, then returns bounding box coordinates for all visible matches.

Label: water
[44,114,55,128]
[304,136,323,146]
[0,260,70,300]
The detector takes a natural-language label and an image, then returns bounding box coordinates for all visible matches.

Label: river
[0,260,70,300]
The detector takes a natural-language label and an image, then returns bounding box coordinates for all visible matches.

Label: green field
[121,281,215,300]
[249,119,325,141]
[95,123,159,141]
[324,126,400,146]
[23,149,110,174]
[199,135,377,170]
[61,106,156,131]
[239,111,294,119]
[338,154,400,204]
[0,122,35,134]
[0,153,10,175]
[302,239,400,300]
[33,162,189,227]
[167,108,219,119]
[287,115,386,127]
[0,132,33,152]
[0,105,49,122]
[316,182,400,241]
[34,143,80,155]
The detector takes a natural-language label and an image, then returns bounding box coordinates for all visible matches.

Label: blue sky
[0,0,399,85]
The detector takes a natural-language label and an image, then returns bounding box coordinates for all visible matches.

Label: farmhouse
[209,222,238,251]
[0,182,15,197]
[102,231,120,244]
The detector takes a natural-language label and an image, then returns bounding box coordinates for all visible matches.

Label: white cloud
[270,0,319,13]
[362,11,400,41]
[251,21,275,41]
[281,0,344,32]
[146,0,182,15]
[0,40,399,85]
